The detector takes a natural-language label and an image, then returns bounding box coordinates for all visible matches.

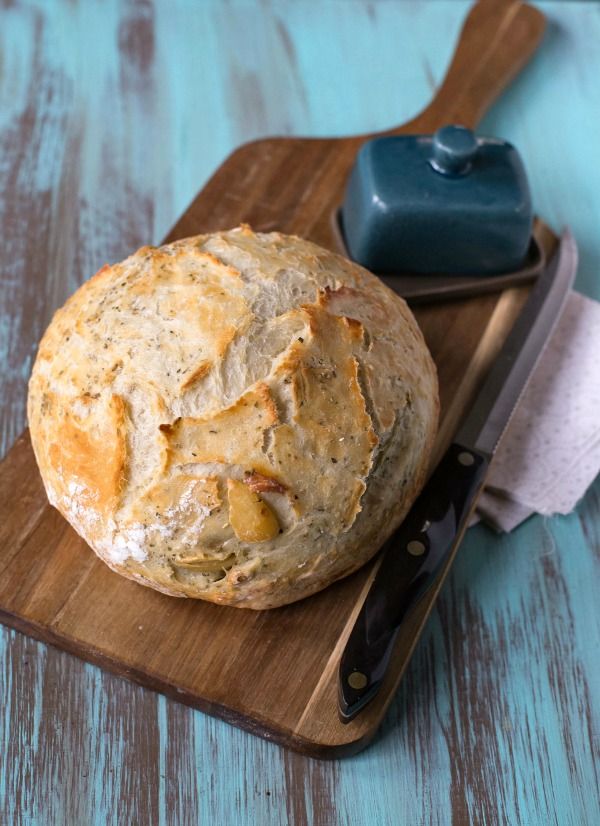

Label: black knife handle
[339,442,490,722]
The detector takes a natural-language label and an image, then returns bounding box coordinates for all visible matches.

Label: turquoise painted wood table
[1,1,599,823]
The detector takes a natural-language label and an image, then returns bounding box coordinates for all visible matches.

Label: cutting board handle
[387,0,545,135]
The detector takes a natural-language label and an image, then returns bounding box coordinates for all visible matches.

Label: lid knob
[431,125,478,176]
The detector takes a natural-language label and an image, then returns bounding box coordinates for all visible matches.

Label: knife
[338,229,578,723]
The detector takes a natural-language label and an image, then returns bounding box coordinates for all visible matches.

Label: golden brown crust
[45,392,126,513]
[28,227,439,609]
[163,383,278,472]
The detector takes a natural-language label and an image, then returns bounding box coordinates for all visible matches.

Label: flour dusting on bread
[28,226,438,608]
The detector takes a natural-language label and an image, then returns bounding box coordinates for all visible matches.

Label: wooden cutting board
[0,0,548,757]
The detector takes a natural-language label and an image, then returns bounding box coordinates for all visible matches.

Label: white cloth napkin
[472,290,600,532]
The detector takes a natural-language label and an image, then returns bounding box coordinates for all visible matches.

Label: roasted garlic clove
[172,552,236,572]
[227,478,280,542]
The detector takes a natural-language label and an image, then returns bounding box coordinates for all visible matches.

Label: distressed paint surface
[0,1,598,824]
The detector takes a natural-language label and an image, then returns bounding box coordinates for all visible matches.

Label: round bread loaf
[28,226,438,609]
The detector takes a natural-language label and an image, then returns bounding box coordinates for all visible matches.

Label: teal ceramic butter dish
[341,125,533,275]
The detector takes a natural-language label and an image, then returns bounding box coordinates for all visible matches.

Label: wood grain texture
[0,0,598,823]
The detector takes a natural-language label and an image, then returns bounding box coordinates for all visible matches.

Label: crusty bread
[27,226,438,609]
